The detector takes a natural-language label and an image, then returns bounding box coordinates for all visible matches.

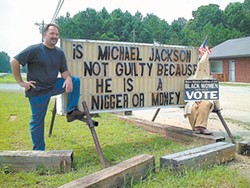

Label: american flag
[198,36,211,57]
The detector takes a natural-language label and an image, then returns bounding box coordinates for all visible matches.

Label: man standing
[10,23,84,150]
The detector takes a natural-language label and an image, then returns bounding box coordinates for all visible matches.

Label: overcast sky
[0,0,244,58]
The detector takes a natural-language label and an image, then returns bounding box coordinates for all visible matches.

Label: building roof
[209,36,250,60]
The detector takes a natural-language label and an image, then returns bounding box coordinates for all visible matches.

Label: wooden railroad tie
[120,116,225,144]
[160,142,236,172]
[0,150,73,173]
[59,154,155,188]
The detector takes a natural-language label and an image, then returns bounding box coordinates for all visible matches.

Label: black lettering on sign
[116,62,123,76]
[185,91,218,100]
[98,46,110,60]
[96,78,112,93]
[123,78,134,92]
[73,44,83,59]
[149,48,191,62]
[116,62,153,76]
[184,79,219,101]
[84,61,108,76]
[157,63,197,76]
[132,93,144,107]
[169,64,175,76]
[111,46,119,60]
[193,64,197,75]
[157,64,164,76]
[173,50,179,62]
[130,47,136,60]
[151,92,180,106]
[179,50,191,62]
[147,63,153,76]
[98,45,142,61]
[167,49,173,62]
[91,94,129,110]
[175,64,181,76]
[157,78,163,91]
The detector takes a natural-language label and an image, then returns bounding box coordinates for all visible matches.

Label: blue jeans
[28,76,80,150]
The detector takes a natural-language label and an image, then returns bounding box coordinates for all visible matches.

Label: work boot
[194,126,213,135]
[66,109,85,122]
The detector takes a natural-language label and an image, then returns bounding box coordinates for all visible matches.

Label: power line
[35,0,65,42]
[51,0,64,23]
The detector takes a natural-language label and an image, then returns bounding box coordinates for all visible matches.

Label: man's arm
[61,70,71,80]
[61,70,73,93]
[10,58,36,91]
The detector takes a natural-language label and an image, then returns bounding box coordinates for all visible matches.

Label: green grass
[220,82,250,87]
[0,73,26,83]
[0,74,17,83]
[0,92,249,188]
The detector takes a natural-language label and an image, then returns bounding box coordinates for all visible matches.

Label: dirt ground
[131,84,250,180]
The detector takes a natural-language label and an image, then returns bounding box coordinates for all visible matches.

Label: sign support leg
[48,100,105,167]
[49,98,57,137]
[213,103,236,144]
[82,101,107,168]
[152,108,161,122]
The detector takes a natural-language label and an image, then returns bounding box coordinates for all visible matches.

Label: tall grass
[0,91,249,187]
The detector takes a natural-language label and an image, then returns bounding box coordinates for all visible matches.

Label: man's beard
[51,38,58,45]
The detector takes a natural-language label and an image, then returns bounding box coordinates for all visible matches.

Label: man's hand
[63,76,73,93]
[19,80,36,91]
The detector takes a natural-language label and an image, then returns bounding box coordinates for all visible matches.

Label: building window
[210,61,223,73]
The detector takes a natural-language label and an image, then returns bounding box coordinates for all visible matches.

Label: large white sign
[61,39,199,113]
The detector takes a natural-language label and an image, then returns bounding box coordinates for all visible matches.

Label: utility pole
[34,0,64,42]
[34,20,45,42]
[132,29,136,43]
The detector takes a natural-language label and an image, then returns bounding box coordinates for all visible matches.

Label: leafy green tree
[56,12,76,38]
[243,0,250,35]
[129,11,144,43]
[0,51,11,73]
[203,23,242,47]
[182,25,200,47]
[137,27,152,43]
[98,8,111,38]
[224,2,250,35]
[108,9,126,41]
[56,2,247,48]
[141,14,170,44]
[243,0,250,15]
[168,17,187,45]
[70,8,102,39]
[191,4,225,33]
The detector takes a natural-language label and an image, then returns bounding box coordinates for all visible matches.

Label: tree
[203,23,242,47]
[0,51,11,73]
[129,11,144,43]
[168,17,187,45]
[243,0,250,10]
[98,8,111,38]
[142,14,170,44]
[57,12,77,39]
[224,2,250,35]
[56,3,247,48]
[190,4,225,33]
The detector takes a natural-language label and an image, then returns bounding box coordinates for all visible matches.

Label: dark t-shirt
[14,43,68,97]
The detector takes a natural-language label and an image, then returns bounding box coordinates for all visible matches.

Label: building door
[229,60,235,82]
